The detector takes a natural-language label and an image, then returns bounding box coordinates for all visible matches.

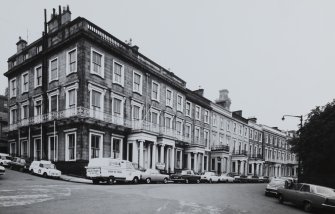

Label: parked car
[246,175,259,183]
[141,169,169,184]
[238,174,248,183]
[170,170,201,184]
[86,158,142,184]
[29,160,61,178]
[277,183,335,212]
[9,157,30,172]
[258,176,269,183]
[265,177,292,197]
[0,165,5,175]
[0,153,12,167]
[219,173,235,183]
[226,172,240,182]
[200,171,220,183]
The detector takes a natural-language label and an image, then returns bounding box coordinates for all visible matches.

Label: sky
[1,0,334,131]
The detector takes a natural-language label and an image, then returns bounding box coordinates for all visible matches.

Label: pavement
[60,174,92,184]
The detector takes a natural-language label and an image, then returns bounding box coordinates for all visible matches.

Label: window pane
[51,95,57,112]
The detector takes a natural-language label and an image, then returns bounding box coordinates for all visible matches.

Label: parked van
[86,158,142,185]
[29,160,61,178]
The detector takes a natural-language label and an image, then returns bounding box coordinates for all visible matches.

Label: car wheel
[146,178,151,184]
[196,179,200,184]
[278,194,284,204]
[43,172,47,178]
[163,178,168,184]
[209,179,212,184]
[30,169,34,174]
[92,179,99,184]
[185,179,189,184]
[107,177,114,185]
[133,177,139,184]
[303,201,312,212]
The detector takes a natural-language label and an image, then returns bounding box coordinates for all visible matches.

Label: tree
[289,100,335,188]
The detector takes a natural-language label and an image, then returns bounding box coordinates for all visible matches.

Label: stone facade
[4,7,297,177]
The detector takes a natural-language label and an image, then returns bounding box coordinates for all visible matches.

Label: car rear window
[314,186,335,197]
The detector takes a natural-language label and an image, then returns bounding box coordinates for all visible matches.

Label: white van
[29,160,62,178]
[86,158,142,184]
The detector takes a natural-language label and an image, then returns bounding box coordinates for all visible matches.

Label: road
[0,169,312,214]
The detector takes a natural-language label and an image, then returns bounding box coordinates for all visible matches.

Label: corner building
[5,7,200,174]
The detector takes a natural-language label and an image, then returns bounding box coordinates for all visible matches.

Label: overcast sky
[1,0,334,131]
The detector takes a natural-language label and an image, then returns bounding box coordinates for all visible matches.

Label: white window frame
[204,129,209,147]
[151,81,160,102]
[185,101,192,117]
[195,105,201,121]
[34,137,42,160]
[213,113,217,127]
[49,57,58,82]
[88,83,105,113]
[9,106,17,124]
[21,100,29,120]
[65,83,78,109]
[10,141,16,156]
[90,48,105,78]
[111,93,125,118]
[132,70,143,94]
[66,47,77,75]
[176,118,183,136]
[34,65,42,88]
[150,108,160,125]
[89,131,104,160]
[195,126,201,142]
[177,94,183,112]
[131,100,143,120]
[65,132,77,161]
[48,90,59,112]
[204,110,209,124]
[20,139,29,157]
[166,88,173,107]
[164,113,173,129]
[48,135,58,161]
[21,71,29,94]
[111,136,123,159]
[33,96,43,116]
[185,123,192,139]
[10,78,16,98]
[220,117,224,130]
[112,60,124,86]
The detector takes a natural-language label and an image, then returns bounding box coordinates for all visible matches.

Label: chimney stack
[48,5,71,33]
[215,89,231,110]
[193,88,204,96]
[16,36,27,53]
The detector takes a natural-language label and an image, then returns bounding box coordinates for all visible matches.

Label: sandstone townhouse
[4,6,297,177]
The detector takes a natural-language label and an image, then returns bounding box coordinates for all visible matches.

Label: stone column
[256,164,259,176]
[201,154,205,172]
[251,163,255,175]
[170,146,175,173]
[160,144,165,163]
[187,153,191,169]
[126,142,129,161]
[221,158,224,174]
[152,143,156,169]
[240,161,244,175]
[165,148,169,172]
[119,140,123,160]
[132,141,138,164]
[194,153,198,173]
[147,143,151,169]
[139,140,144,168]
[180,150,183,169]
[111,139,114,158]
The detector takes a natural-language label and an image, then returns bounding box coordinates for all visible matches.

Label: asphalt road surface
[0,169,321,214]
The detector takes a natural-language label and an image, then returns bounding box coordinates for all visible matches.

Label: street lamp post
[282,114,303,183]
